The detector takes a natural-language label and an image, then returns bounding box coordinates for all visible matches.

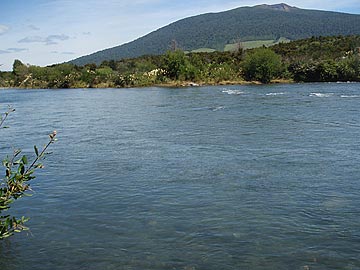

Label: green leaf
[35,163,44,169]
[34,145,39,156]
[19,164,25,174]
[21,155,28,165]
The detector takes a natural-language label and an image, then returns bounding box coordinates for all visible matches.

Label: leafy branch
[0,107,15,129]
[0,108,57,239]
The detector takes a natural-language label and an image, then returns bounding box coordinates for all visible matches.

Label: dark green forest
[70,4,360,66]
[1,35,359,88]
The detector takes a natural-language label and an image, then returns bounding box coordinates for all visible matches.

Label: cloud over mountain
[0,48,28,54]
[18,34,70,45]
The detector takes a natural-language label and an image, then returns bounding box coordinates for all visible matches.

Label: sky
[1,0,359,71]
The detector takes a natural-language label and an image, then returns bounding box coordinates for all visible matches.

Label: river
[0,83,359,269]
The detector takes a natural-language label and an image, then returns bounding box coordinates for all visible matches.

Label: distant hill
[70,3,360,66]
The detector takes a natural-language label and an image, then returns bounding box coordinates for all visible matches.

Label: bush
[242,48,283,83]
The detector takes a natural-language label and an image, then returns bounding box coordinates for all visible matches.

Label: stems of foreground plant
[0,107,15,129]
[25,131,57,175]
[1,109,57,240]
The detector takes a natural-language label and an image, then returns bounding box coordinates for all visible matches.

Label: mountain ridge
[254,3,297,11]
[70,3,360,66]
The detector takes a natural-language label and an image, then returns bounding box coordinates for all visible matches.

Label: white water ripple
[222,89,244,95]
[266,92,285,96]
[340,95,360,98]
[212,106,225,111]
[309,93,334,98]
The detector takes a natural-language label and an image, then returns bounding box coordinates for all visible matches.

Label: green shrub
[241,48,283,83]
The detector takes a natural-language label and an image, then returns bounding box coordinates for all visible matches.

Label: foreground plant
[0,108,56,239]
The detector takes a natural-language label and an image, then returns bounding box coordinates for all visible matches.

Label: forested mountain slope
[70,3,360,65]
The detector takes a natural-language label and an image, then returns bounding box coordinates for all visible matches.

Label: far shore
[152,78,295,88]
[1,79,297,90]
[3,78,360,90]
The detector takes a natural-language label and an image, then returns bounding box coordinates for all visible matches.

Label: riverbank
[0,79,296,90]
[154,78,294,88]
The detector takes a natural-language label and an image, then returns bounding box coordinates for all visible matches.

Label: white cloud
[45,34,70,45]
[7,48,28,53]
[51,50,76,55]
[18,34,70,45]
[18,36,44,43]
[28,24,40,31]
[0,48,28,54]
[0,24,9,35]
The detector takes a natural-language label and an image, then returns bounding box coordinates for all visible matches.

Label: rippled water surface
[0,83,360,270]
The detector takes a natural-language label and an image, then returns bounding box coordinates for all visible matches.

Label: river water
[0,83,359,270]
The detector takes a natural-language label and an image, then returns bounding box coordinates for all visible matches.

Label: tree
[337,55,360,81]
[160,50,204,81]
[12,60,29,86]
[0,108,56,239]
[241,48,283,83]
[161,50,189,80]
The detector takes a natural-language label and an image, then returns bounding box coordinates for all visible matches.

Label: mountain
[70,3,360,66]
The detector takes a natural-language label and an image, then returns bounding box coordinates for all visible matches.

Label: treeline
[0,51,244,88]
[0,35,359,88]
[273,35,360,82]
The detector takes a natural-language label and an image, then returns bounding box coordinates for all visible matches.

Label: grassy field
[191,48,217,53]
[187,38,291,53]
[224,37,290,51]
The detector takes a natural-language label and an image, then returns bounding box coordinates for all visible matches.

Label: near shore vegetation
[0,108,57,239]
[1,35,359,89]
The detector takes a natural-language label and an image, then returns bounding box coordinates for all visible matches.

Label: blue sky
[1,0,359,71]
